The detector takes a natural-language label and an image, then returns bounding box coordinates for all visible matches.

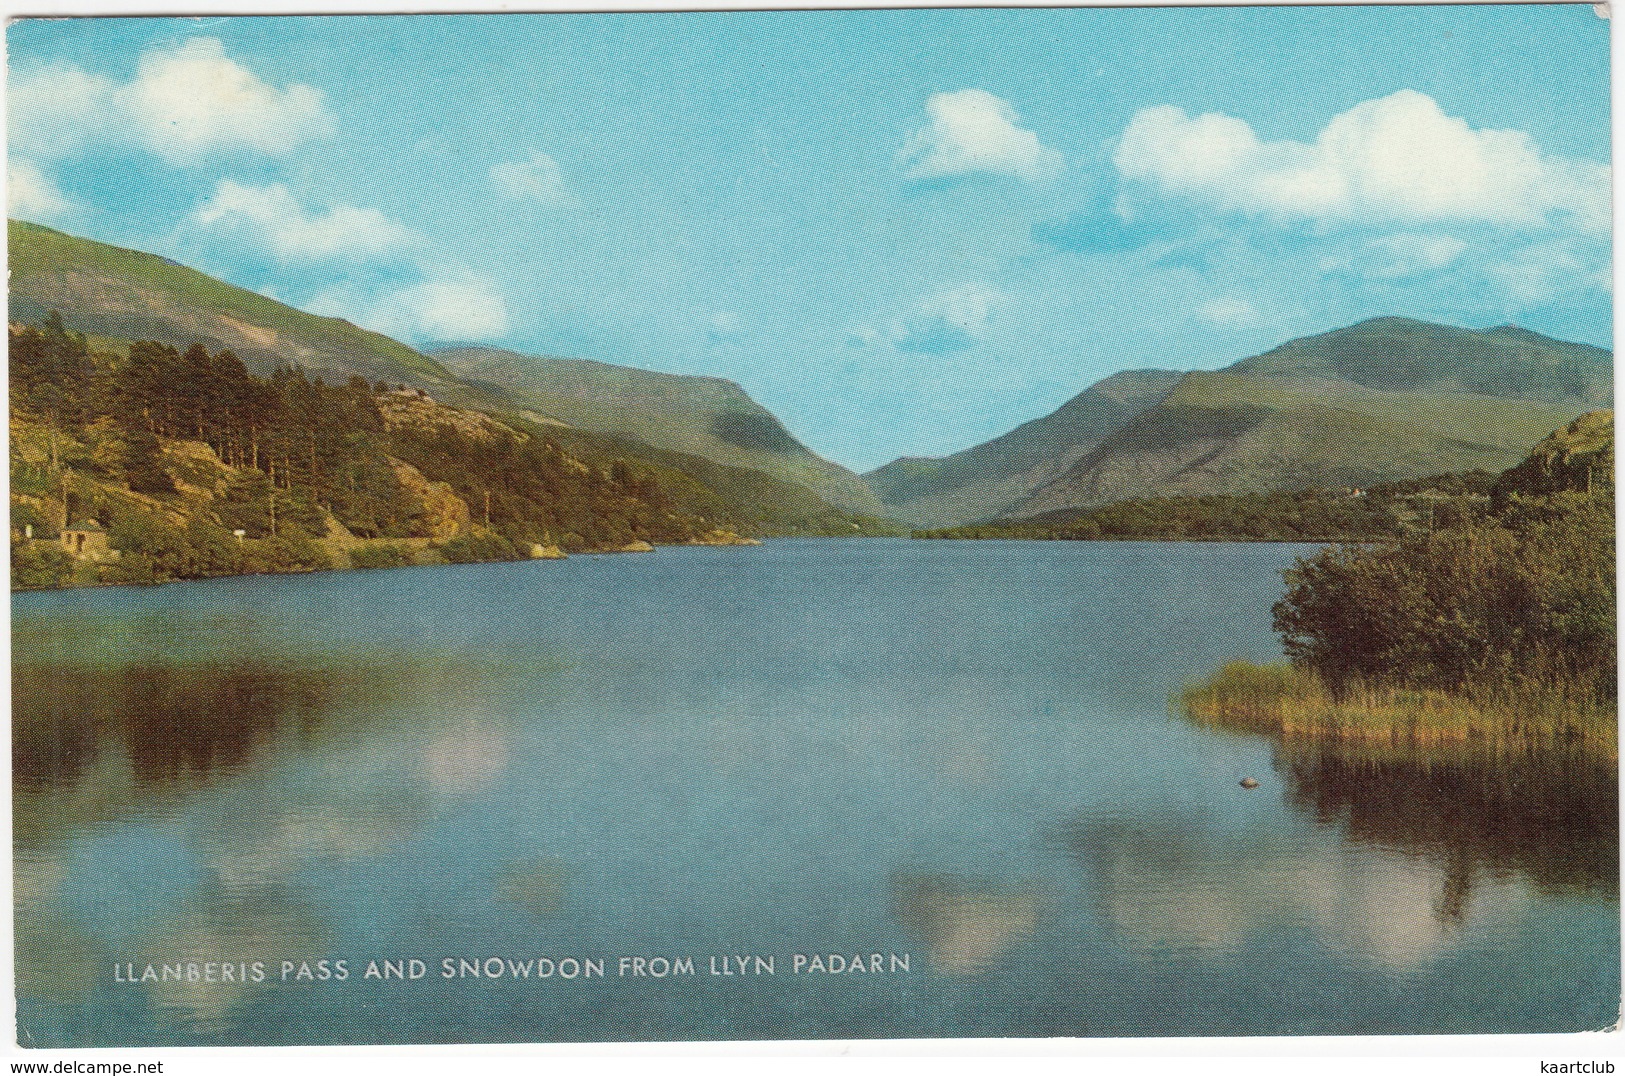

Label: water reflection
[890,872,1046,974]
[1060,814,1534,968]
[126,885,331,1027]
[1061,736,1617,969]
[15,661,334,791]
[495,857,568,917]
[13,614,561,1033]
[1277,740,1618,896]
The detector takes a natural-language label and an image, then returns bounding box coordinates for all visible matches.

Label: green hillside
[1230,316,1611,405]
[1007,319,1608,519]
[436,345,888,517]
[865,369,1181,527]
[9,316,900,590]
[7,226,896,563]
[9,219,456,387]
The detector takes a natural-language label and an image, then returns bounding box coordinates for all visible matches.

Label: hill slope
[1005,319,1611,519]
[9,219,457,388]
[1229,316,1612,404]
[8,223,895,541]
[436,345,887,517]
[865,369,1182,527]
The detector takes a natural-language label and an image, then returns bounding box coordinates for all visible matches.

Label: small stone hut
[60,521,112,560]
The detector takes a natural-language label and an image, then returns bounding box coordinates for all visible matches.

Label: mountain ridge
[867,316,1610,527]
[434,344,887,518]
[1003,318,1609,519]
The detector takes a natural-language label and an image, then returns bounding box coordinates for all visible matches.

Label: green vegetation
[1182,660,1612,756]
[865,368,1182,527]
[8,314,802,589]
[916,471,1496,542]
[9,220,453,386]
[1230,316,1612,405]
[1182,411,1615,755]
[957,317,1607,524]
[435,344,888,517]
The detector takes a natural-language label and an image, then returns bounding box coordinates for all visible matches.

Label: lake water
[13,539,1619,1046]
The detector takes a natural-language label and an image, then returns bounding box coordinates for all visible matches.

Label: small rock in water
[1239,777,1260,789]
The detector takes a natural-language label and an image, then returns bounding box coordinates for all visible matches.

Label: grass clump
[1182,660,1616,759]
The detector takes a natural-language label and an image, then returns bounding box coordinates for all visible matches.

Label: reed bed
[1180,660,1617,760]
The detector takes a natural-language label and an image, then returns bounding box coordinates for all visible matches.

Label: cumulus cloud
[856,284,1008,355]
[1114,90,1608,232]
[900,90,1062,184]
[9,38,335,166]
[8,66,119,160]
[191,181,414,262]
[310,275,510,343]
[491,151,574,206]
[8,159,76,220]
[1194,298,1262,328]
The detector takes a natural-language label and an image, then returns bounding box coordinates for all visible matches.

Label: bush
[11,540,75,589]
[438,531,521,564]
[350,544,416,570]
[1273,494,1614,700]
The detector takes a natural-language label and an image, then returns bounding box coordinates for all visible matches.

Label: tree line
[10,314,720,587]
[914,472,1498,543]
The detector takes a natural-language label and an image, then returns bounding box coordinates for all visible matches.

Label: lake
[13,539,1619,1046]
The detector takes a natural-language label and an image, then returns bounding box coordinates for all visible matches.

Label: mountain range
[10,219,1613,532]
[871,317,1610,525]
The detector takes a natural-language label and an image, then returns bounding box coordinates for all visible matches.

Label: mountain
[9,220,458,389]
[1227,317,1612,403]
[435,345,887,517]
[1002,318,1611,520]
[7,221,897,545]
[865,369,1183,527]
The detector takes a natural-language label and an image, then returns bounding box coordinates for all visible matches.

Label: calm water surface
[13,539,1619,1045]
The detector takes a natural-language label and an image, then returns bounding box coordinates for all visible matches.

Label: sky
[6,6,1613,472]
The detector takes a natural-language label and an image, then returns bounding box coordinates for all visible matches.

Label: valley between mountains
[8,218,1613,587]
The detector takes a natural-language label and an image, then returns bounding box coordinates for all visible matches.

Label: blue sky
[7,7,1612,471]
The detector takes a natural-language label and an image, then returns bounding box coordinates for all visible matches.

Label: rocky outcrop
[385,457,471,541]
[687,529,762,546]
[618,540,656,553]
[529,543,567,560]
[376,391,523,445]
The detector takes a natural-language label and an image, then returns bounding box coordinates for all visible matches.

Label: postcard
[6,3,1617,1055]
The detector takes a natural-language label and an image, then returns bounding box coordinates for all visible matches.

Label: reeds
[1180,660,1618,760]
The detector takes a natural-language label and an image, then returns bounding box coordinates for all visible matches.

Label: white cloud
[311,275,510,343]
[491,151,574,206]
[1322,233,1469,280]
[1485,240,1600,305]
[918,283,1006,335]
[8,159,76,221]
[191,181,415,261]
[1195,297,1262,328]
[1115,90,1608,232]
[706,311,746,345]
[8,38,335,167]
[8,66,119,161]
[855,284,1009,355]
[900,90,1062,184]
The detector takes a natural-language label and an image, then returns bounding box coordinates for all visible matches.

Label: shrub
[11,540,75,589]
[438,532,521,564]
[350,544,416,570]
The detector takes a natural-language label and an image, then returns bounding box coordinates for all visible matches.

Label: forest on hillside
[9,315,735,588]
